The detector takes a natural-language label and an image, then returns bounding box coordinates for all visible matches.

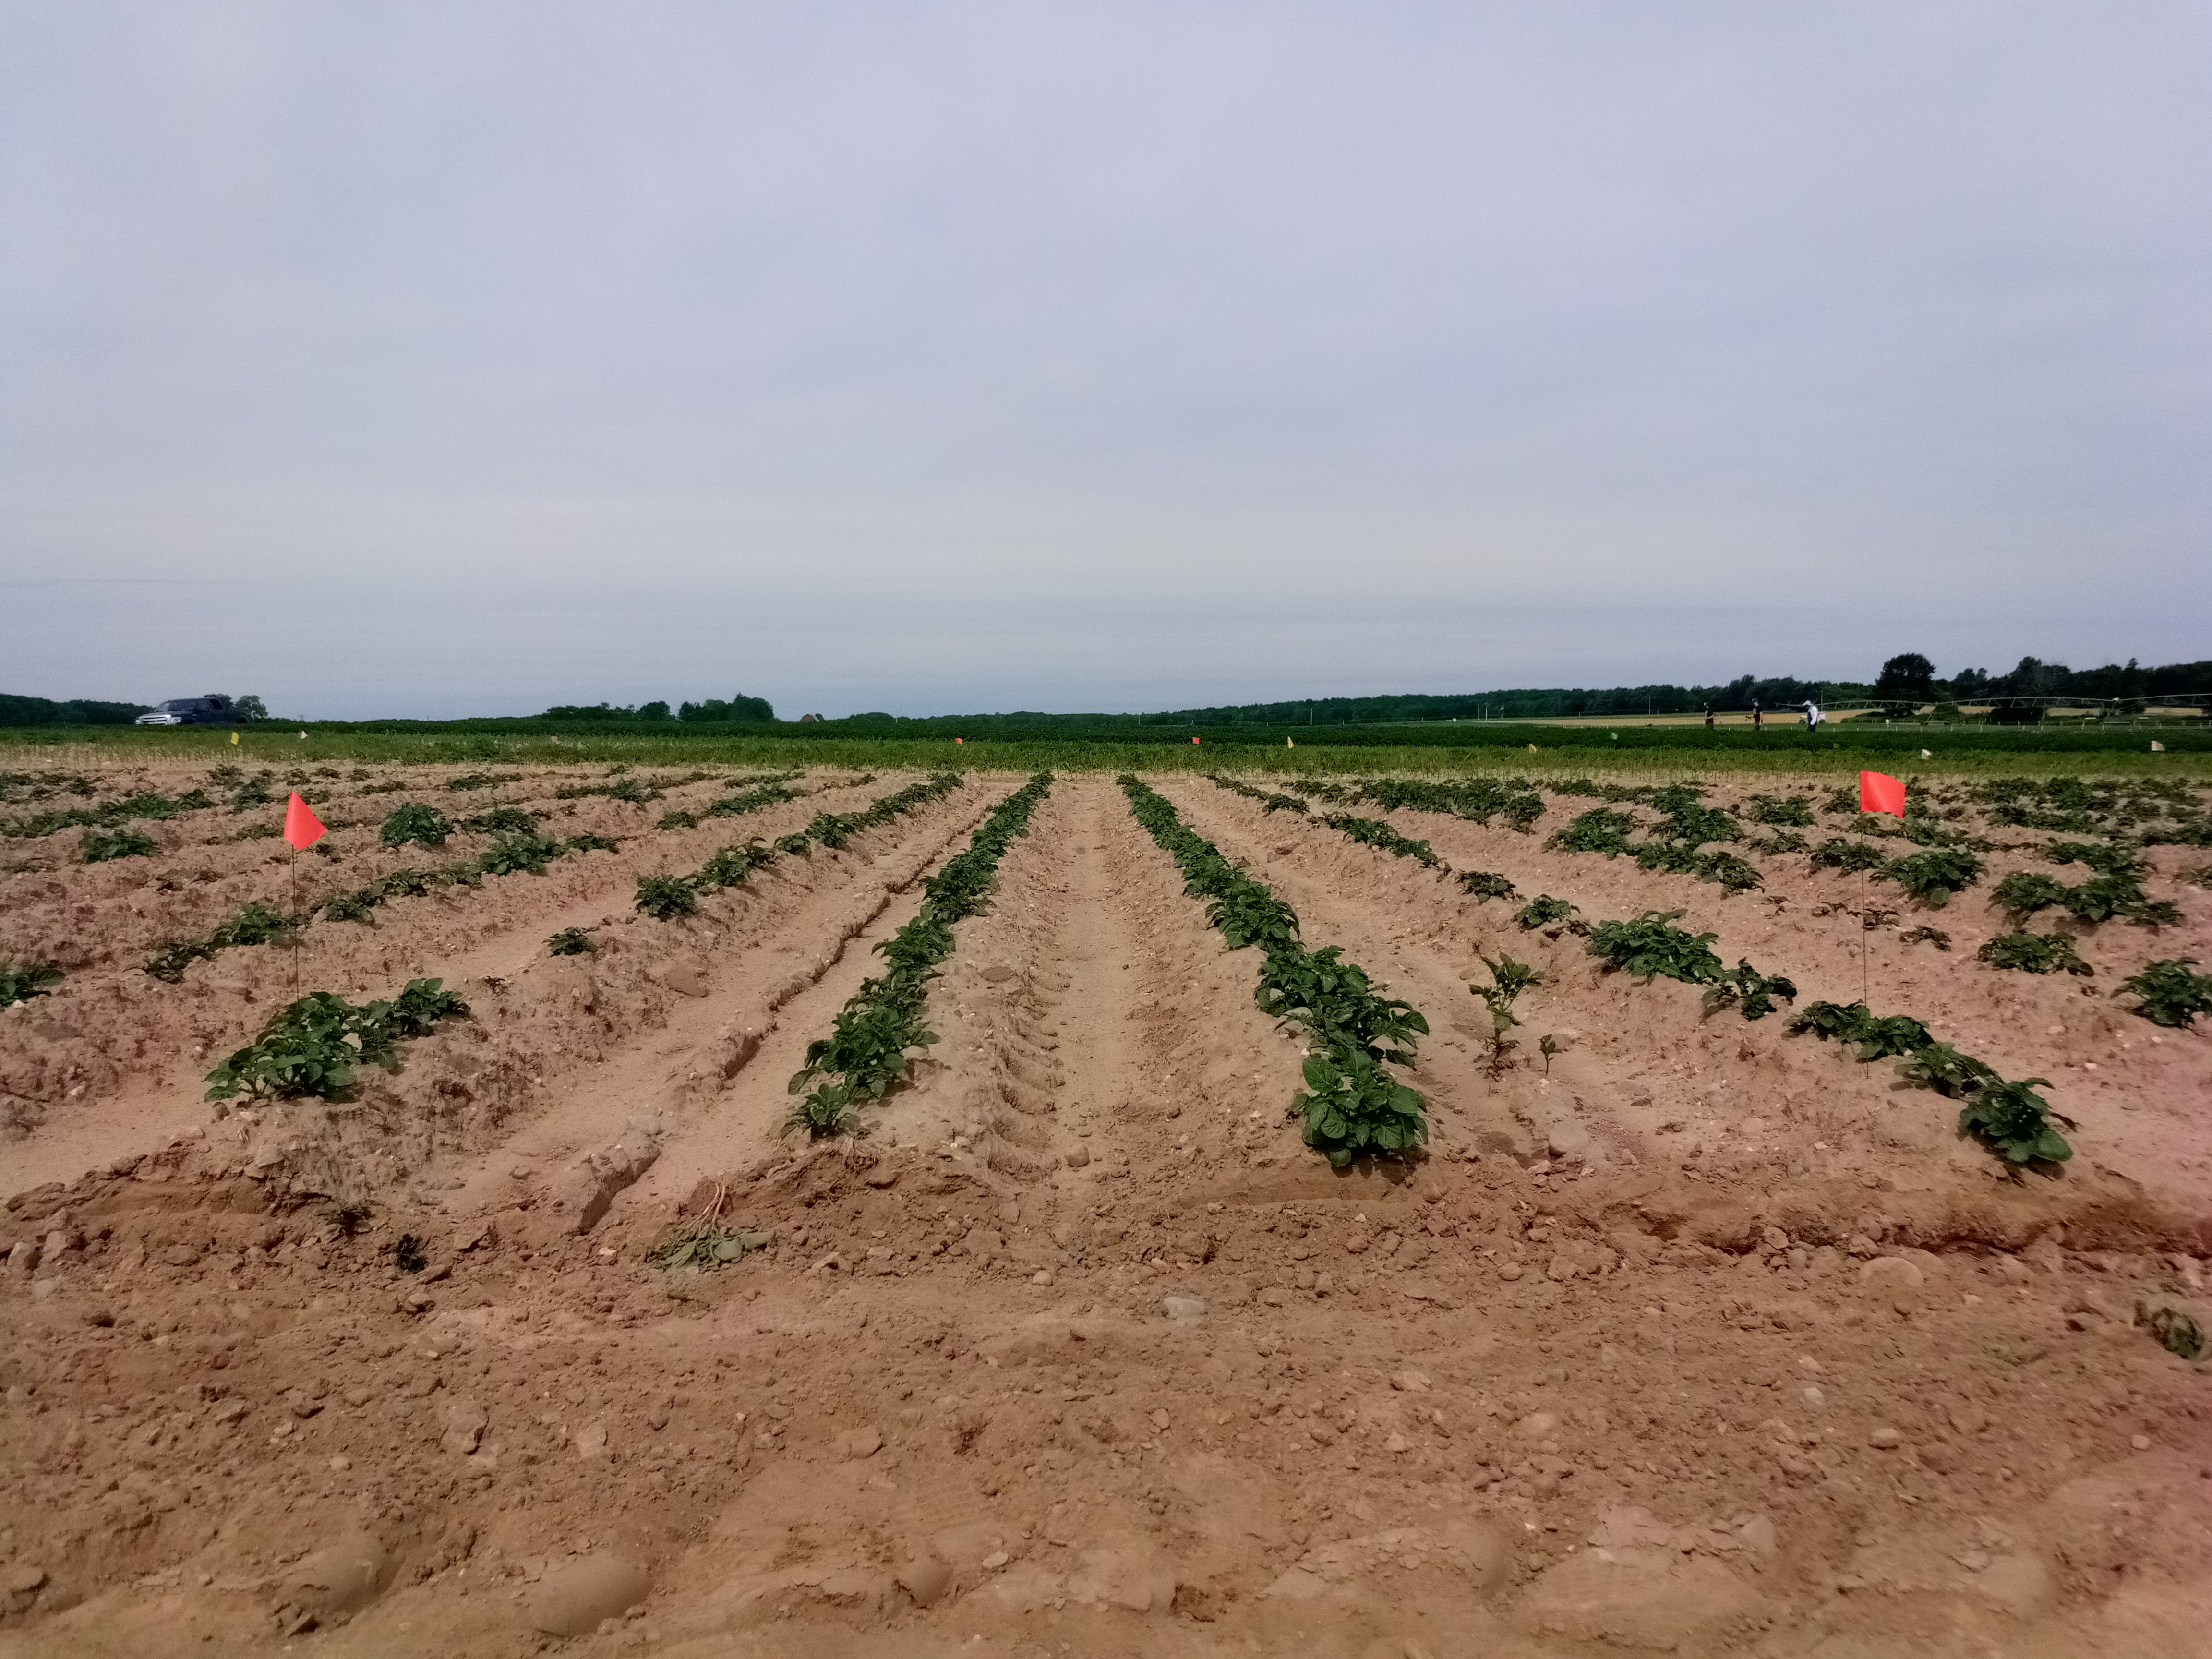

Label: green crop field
[5,714,2208,779]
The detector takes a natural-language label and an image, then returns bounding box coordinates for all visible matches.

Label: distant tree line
[0,693,152,727]
[538,694,775,723]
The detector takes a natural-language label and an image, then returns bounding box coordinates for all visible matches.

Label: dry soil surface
[2,765,2209,1659]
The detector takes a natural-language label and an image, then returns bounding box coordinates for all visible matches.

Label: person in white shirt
[1803,700,1823,731]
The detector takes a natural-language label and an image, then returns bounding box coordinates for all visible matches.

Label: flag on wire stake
[1851,772,1906,1001]
[282,794,325,998]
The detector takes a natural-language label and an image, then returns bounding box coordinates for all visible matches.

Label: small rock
[1867,1426,1902,1449]
[161,1243,200,1267]
[573,1422,609,1459]
[528,1553,650,1636]
[894,1551,954,1607]
[1149,1408,1171,1431]
[1161,1295,1208,1323]
[838,1426,884,1460]
[400,1289,434,1314]
[1031,1269,1055,1287]
[1739,1516,1778,1558]
[979,964,1017,983]
[1498,1263,1525,1282]
[1801,1385,1826,1408]
[980,1551,1010,1571]
[1388,1370,1433,1392]
[440,1397,489,1455]
[2,1566,46,1595]
[2131,1434,2152,1451]
[1948,1401,1989,1436]
[5,1242,36,1275]
[284,1387,324,1419]
[1385,1431,1410,1454]
[1063,1146,1091,1168]
[1516,1410,1560,1439]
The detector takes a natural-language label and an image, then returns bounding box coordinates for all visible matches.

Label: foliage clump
[1550,808,1638,856]
[2115,958,2212,1028]
[1456,869,1517,902]
[146,902,297,981]
[380,804,454,848]
[1882,848,1983,907]
[1586,911,1722,985]
[0,960,64,1008]
[204,978,469,1101]
[81,826,158,863]
[1515,895,1582,932]
[1808,838,1887,873]
[546,927,596,956]
[1979,932,2094,976]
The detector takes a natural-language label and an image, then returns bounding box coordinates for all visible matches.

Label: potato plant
[0,960,63,1009]
[546,927,596,956]
[1515,895,1582,932]
[81,826,158,863]
[1456,869,1517,902]
[146,902,297,982]
[204,978,469,1102]
[380,804,455,848]
[785,774,1052,1138]
[2115,959,2212,1028]
[1978,932,2093,976]
[1881,848,1983,908]
[1808,838,1887,873]
[1123,777,1428,1167]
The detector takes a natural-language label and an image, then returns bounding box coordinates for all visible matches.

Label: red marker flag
[1192,736,1201,745]
[1858,770,1906,818]
[283,792,326,849]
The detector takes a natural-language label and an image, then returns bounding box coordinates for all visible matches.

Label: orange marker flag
[1192,736,1201,745]
[1858,770,1906,818]
[283,792,327,849]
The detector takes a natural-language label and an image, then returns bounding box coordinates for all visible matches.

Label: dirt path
[1,769,2208,1659]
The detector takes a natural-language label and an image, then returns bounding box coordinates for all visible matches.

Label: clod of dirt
[1857,1255,1925,1307]
[439,1396,488,1455]
[837,1425,884,1459]
[558,1119,663,1234]
[1518,1545,1767,1648]
[894,1550,954,1607]
[527,1552,650,1636]
[1161,1294,1208,1322]
[271,1532,392,1630]
[655,963,708,998]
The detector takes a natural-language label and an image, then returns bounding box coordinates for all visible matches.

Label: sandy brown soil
[2,769,2209,1659]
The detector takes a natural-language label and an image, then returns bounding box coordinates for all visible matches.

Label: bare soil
[2,766,2208,1659]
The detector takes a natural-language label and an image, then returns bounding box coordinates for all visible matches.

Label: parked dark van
[135,696,235,726]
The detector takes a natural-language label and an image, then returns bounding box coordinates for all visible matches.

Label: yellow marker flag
[229,732,239,745]
[1287,737,1294,748]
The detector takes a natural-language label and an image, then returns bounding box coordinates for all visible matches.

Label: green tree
[232,695,269,722]
[638,700,671,719]
[1873,654,1936,704]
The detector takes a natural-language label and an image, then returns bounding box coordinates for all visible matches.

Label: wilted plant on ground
[1899,926,1951,950]
[0,960,63,1008]
[1702,960,1798,1020]
[1456,870,1517,902]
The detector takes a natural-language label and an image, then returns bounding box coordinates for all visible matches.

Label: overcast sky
[3,2,2205,719]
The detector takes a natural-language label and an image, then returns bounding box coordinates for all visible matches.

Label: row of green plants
[203,978,470,1101]
[1124,776,1429,1167]
[784,773,1054,1137]
[1311,774,1546,832]
[634,773,964,921]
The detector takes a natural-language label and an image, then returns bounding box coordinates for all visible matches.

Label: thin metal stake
[1859,865,1870,1005]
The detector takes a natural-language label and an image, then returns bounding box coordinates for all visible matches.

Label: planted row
[1788,1000,2074,1165]
[636,773,963,920]
[785,773,1054,1137]
[1124,776,1428,1167]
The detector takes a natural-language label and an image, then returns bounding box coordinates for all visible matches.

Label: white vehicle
[135,695,235,726]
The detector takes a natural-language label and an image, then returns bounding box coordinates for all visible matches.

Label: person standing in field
[1803,700,1822,731]
[1751,700,1762,728]
[1703,704,1714,727]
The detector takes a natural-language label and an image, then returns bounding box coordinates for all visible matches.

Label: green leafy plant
[203,978,468,1101]
[1748,793,1814,826]
[2140,1304,2206,1361]
[394,1234,428,1274]
[1550,808,1638,856]
[658,810,701,829]
[1515,895,1580,931]
[1350,775,1544,831]
[460,805,538,835]
[1696,851,1764,892]
[2115,958,2212,1028]
[1893,1041,1998,1098]
[1587,910,1723,986]
[475,832,561,877]
[1789,1000,1934,1060]
[1293,1046,1428,1167]
[1809,837,1887,873]
[1319,813,1440,867]
[1979,931,2093,976]
[1957,1077,2073,1164]
[565,832,620,854]
[1992,871,2068,917]
[1702,960,1798,1020]
[145,901,298,982]
[650,1218,775,1272]
[1470,954,1547,1069]
[81,826,158,863]
[1456,869,1517,902]
[446,771,520,791]
[1883,848,1984,907]
[546,926,596,956]
[1750,829,1809,855]
[634,873,698,919]
[0,960,63,1008]
[380,804,454,848]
